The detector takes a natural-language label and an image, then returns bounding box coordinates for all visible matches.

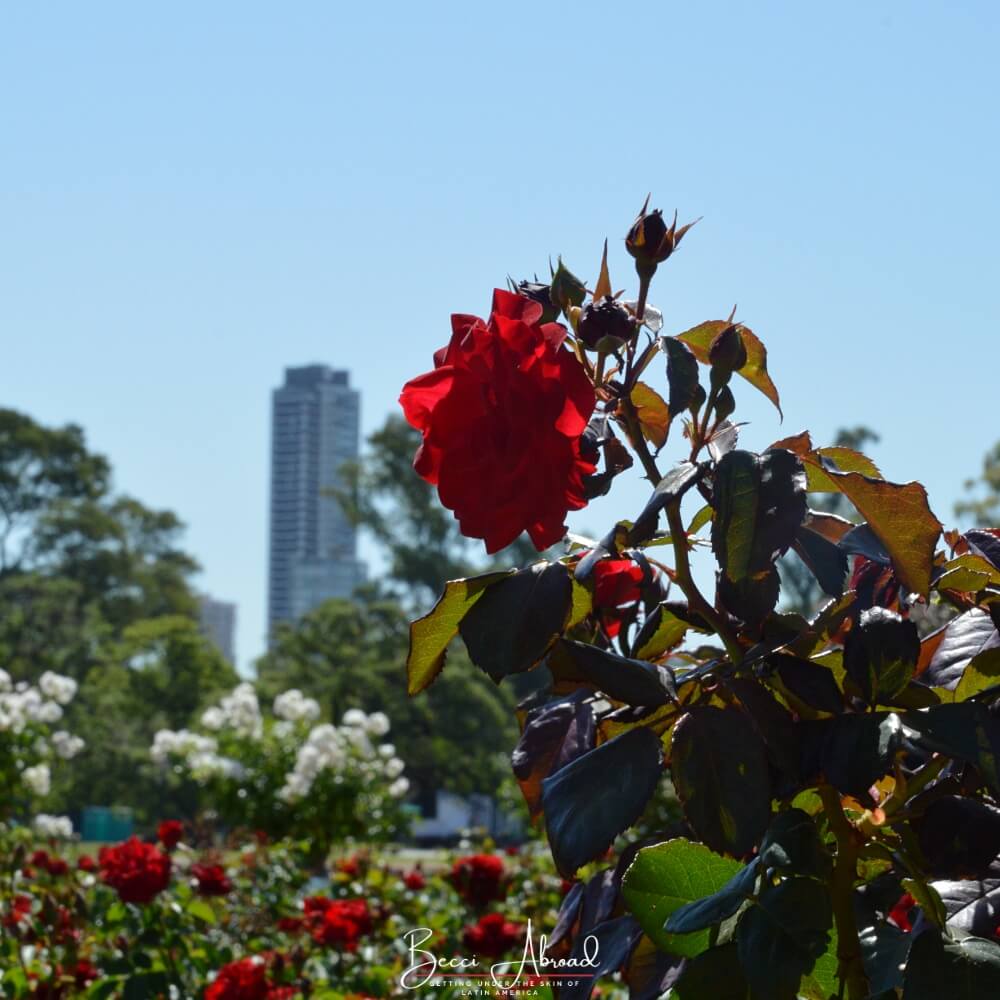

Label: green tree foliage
[956,440,1000,524]
[256,595,517,798]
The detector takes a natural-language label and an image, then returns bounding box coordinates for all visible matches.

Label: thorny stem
[818,784,869,1000]
[665,500,743,665]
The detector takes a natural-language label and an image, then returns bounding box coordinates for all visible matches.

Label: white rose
[22,764,51,797]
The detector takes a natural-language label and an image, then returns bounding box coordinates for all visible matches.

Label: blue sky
[1,2,997,672]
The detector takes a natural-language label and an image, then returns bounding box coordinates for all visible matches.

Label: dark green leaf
[800,712,903,798]
[670,942,750,999]
[550,639,675,706]
[543,727,663,877]
[772,652,844,715]
[933,862,1000,938]
[735,878,833,1000]
[406,570,513,694]
[664,860,759,936]
[860,919,912,995]
[459,562,571,683]
[629,461,703,545]
[844,607,920,705]
[622,838,748,957]
[557,916,641,1000]
[717,566,781,627]
[660,336,701,415]
[671,706,771,856]
[632,602,697,660]
[759,808,831,879]
[712,450,760,582]
[916,796,1000,878]
[903,929,1000,999]
[794,524,848,598]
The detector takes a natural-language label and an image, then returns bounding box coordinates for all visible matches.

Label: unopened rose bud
[576,296,634,353]
[549,258,587,312]
[514,279,560,324]
[625,197,698,278]
[708,324,747,389]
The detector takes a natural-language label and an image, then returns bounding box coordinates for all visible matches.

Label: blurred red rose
[98,837,171,904]
[276,916,304,934]
[888,892,916,933]
[193,862,233,897]
[205,957,269,1000]
[44,856,68,878]
[77,855,96,873]
[400,289,596,553]
[336,856,360,877]
[30,850,49,868]
[462,912,524,959]
[592,557,646,636]
[2,894,32,931]
[157,820,184,851]
[403,870,426,891]
[305,898,372,951]
[451,854,506,907]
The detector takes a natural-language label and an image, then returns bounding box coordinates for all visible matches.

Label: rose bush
[150,686,410,857]
[0,822,573,998]
[402,200,1000,998]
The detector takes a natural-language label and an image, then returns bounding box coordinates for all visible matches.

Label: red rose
[592,557,646,637]
[888,892,916,933]
[400,289,596,553]
[276,916,304,934]
[336,856,360,877]
[44,856,68,878]
[403,870,426,891]
[30,850,49,868]
[451,854,506,907]
[157,819,184,851]
[205,958,269,1000]
[462,912,523,959]
[98,837,171,904]
[192,862,233,897]
[305,898,372,951]
[73,960,99,989]
[77,855,96,873]
[3,894,32,931]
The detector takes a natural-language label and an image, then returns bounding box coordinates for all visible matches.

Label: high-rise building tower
[267,365,366,640]
[198,594,237,665]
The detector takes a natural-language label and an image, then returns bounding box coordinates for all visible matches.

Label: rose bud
[625,197,698,276]
[714,384,736,422]
[513,279,560,324]
[708,324,747,388]
[549,257,587,312]
[576,296,634,353]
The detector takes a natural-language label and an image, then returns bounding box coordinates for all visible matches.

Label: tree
[956,440,1000,524]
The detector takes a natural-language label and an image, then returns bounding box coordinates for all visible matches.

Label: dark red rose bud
[549,257,587,311]
[514,279,560,324]
[625,197,698,276]
[576,296,635,352]
[708,324,747,388]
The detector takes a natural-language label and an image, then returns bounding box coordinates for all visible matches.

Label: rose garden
[5,200,1000,998]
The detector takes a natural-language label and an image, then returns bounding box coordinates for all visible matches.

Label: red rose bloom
[77,854,96,873]
[73,961,100,989]
[403,870,426,891]
[205,958,269,1000]
[888,892,916,933]
[98,837,171,904]
[451,854,506,907]
[336,856,360,877]
[592,557,646,637]
[192,862,233,897]
[30,850,49,868]
[305,898,372,951]
[44,856,68,878]
[462,912,523,959]
[3,894,32,931]
[276,916,304,934]
[400,289,596,553]
[157,819,184,851]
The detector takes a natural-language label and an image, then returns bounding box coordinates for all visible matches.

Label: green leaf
[633,603,694,660]
[622,838,749,957]
[542,727,663,877]
[954,647,1000,700]
[901,878,948,929]
[903,929,1000,999]
[675,320,782,418]
[659,335,701,416]
[668,942,750,999]
[712,450,760,582]
[629,461,703,545]
[186,897,217,924]
[406,570,512,694]
[801,712,902,798]
[843,607,920,705]
[771,652,844,715]
[671,706,771,856]
[459,562,572,683]
[549,639,674,706]
[759,808,831,879]
[735,878,833,1000]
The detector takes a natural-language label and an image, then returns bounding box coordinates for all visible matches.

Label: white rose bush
[150,683,410,856]
[0,668,84,824]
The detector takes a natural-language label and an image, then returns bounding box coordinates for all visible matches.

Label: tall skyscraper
[267,365,366,640]
[198,594,237,665]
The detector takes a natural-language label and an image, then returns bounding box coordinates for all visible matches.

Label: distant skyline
[1,2,998,671]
